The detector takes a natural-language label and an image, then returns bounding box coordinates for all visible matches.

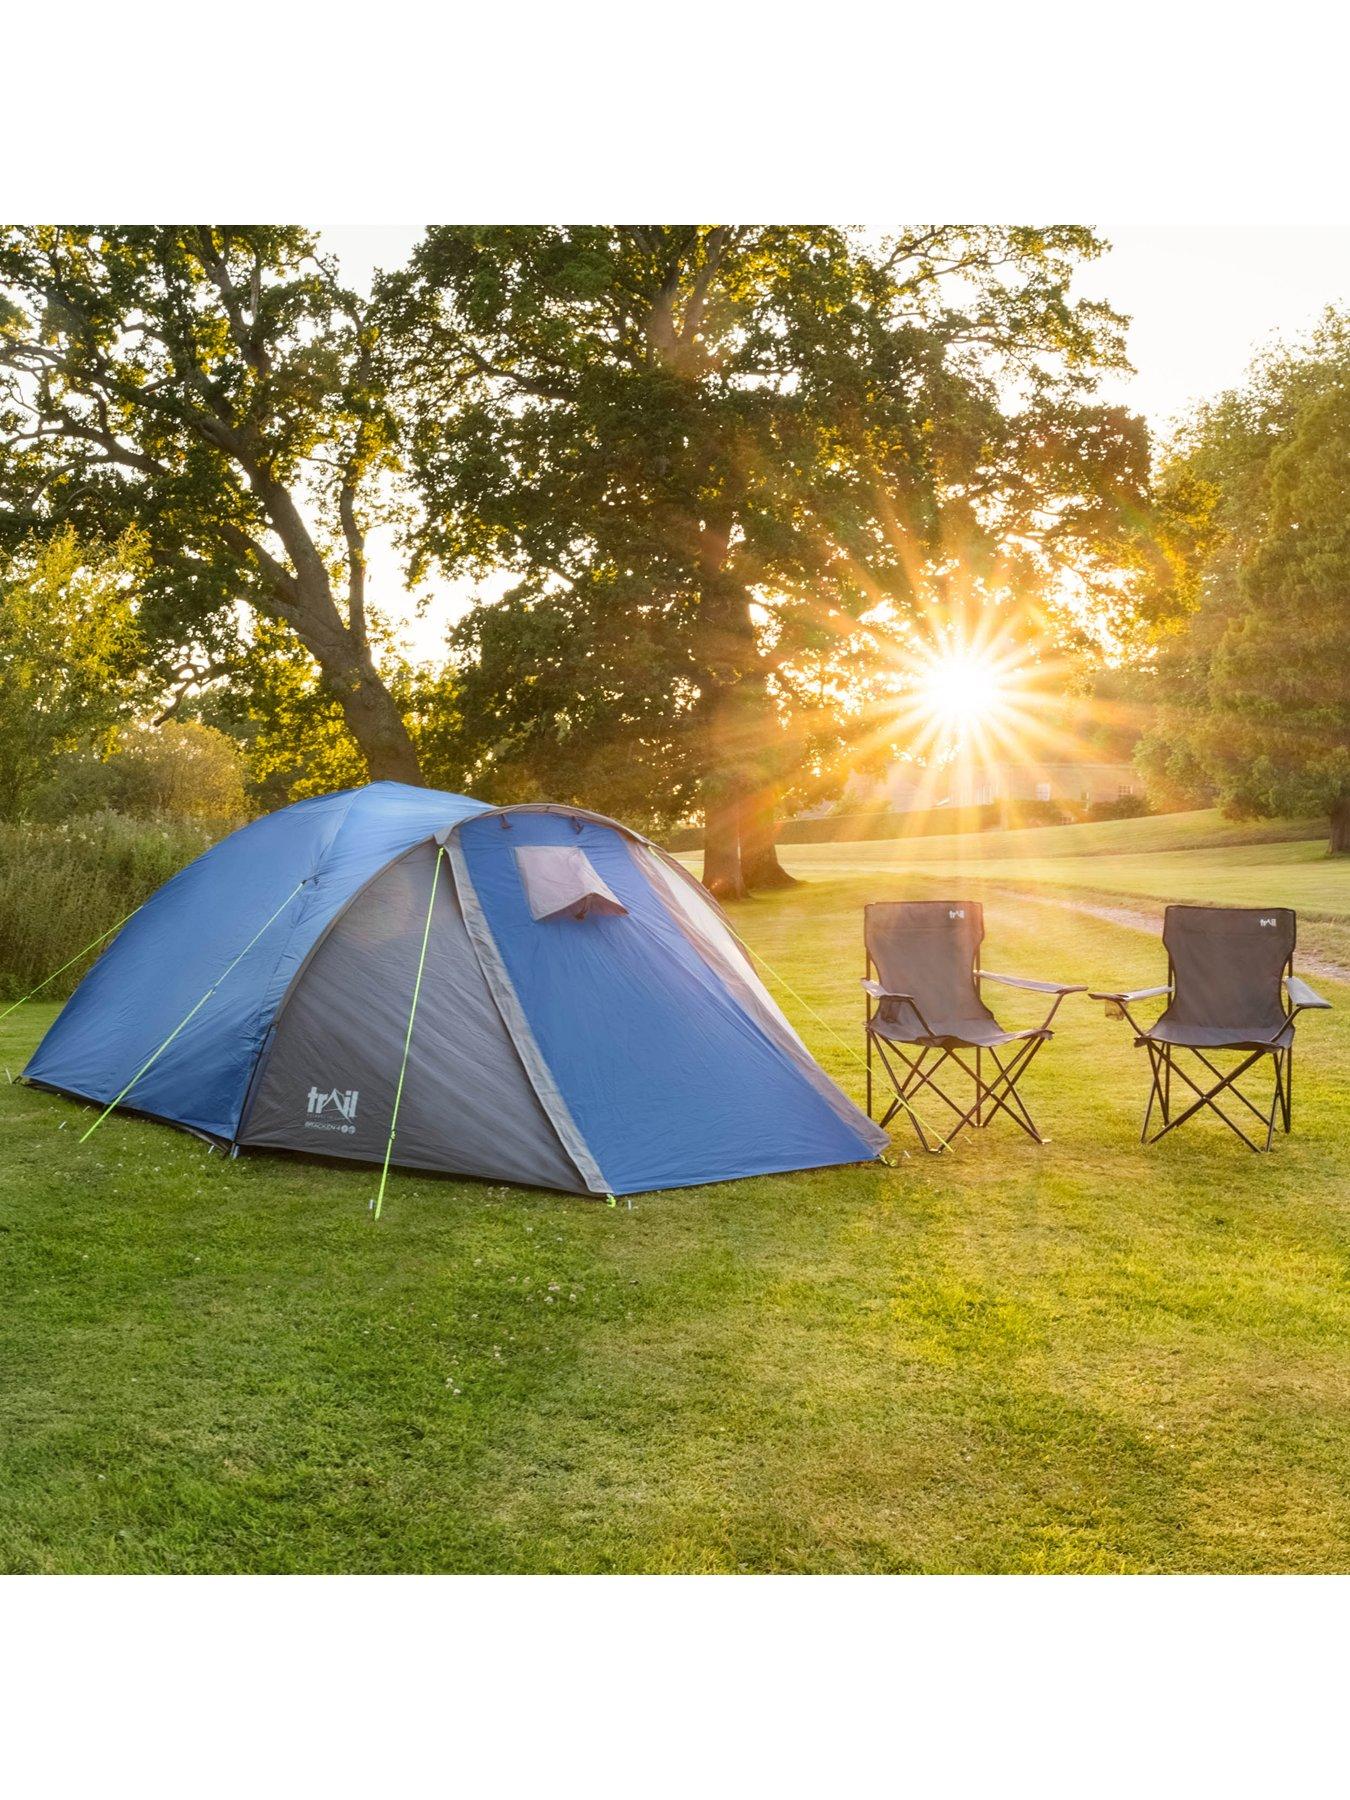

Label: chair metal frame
[864,911,1083,1153]
[1091,933,1331,1153]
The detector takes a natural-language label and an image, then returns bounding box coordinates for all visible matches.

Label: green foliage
[197,620,464,809]
[199,621,370,808]
[29,721,248,823]
[1137,313,1350,846]
[0,528,145,817]
[1086,791,1150,822]
[0,227,418,781]
[385,227,1149,883]
[0,813,219,1001]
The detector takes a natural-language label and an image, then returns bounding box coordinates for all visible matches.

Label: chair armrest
[980,969,1085,996]
[862,978,915,1002]
[1088,986,1170,1002]
[1286,975,1332,1010]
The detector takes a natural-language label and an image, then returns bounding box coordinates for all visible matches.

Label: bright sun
[919,650,1004,727]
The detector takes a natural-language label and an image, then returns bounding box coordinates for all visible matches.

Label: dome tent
[25,783,887,1197]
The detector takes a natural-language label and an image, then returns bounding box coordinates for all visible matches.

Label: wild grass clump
[0,812,230,1001]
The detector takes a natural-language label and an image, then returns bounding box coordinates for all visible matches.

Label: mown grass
[778,809,1350,970]
[1,823,1347,1573]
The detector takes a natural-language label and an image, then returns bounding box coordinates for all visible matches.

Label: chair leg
[869,1031,1052,1150]
[1265,1054,1281,1152]
[1143,1045,1281,1152]
[984,1043,1046,1143]
[946,1038,1049,1144]
[1142,1042,1167,1144]
[979,1040,1047,1143]
[871,1039,987,1151]
[873,1041,964,1149]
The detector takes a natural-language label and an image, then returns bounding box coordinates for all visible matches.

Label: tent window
[514,845,628,923]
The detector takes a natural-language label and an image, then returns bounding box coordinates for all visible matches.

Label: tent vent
[514,846,628,923]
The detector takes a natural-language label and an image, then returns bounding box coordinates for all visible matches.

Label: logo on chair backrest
[949,908,965,920]
[1259,917,1278,927]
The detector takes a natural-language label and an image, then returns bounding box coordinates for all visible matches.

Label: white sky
[319,225,1350,656]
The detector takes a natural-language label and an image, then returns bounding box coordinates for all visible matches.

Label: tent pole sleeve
[372,847,444,1221]
[79,882,307,1143]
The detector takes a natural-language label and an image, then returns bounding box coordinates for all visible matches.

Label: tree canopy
[0,226,418,782]
[1,224,1160,888]
[385,226,1149,894]
[1138,313,1350,851]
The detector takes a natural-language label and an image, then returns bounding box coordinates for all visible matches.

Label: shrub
[0,528,146,819]
[0,813,225,1003]
[28,722,247,823]
[1086,792,1151,822]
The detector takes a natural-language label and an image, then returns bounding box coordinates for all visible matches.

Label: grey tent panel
[238,841,590,1193]
[444,836,610,1194]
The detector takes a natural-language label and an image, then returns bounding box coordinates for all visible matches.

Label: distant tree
[32,720,248,822]
[386,226,1147,896]
[0,226,420,783]
[0,527,144,816]
[1137,314,1350,852]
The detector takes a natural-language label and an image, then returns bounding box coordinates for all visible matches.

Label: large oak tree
[386,225,1148,896]
[0,226,419,782]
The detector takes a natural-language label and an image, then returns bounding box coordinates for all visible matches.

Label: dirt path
[994,885,1350,987]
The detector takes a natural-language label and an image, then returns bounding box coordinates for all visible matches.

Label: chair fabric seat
[868,1014,1046,1050]
[1141,1018,1293,1052]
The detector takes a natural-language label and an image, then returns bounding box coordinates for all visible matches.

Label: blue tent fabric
[25,782,885,1191]
[25,785,489,1141]
[452,810,881,1192]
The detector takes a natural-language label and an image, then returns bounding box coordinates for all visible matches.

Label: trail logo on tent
[305,1086,359,1134]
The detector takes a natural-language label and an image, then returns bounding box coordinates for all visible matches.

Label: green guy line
[79,881,306,1143]
[373,847,444,1221]
[0,904,143,1023]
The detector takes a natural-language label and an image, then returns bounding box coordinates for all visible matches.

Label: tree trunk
[1331,795,1350,855]
[251,460,424,787]
[701,788,747,900]
[279,578,423,785]
[693,533,789,899]
[334,663,423,783]
[739,786,798,890]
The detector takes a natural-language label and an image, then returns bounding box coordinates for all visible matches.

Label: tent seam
[443,834,611,1196]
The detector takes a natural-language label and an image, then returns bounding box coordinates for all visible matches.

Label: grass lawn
[2,814,1348,1573]
[782,809,1350,972]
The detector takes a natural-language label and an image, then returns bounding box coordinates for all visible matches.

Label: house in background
[946,760,1145,809]
[839,759,1144,814]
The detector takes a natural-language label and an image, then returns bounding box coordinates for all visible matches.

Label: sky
[319,225,1350,655]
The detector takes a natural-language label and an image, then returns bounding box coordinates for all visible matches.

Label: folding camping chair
[1090,905,1332,1151]
[863,901,1084,1152]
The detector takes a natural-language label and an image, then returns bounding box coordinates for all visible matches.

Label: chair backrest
[865,900,994,1031]
[1162,905,1295,1031]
